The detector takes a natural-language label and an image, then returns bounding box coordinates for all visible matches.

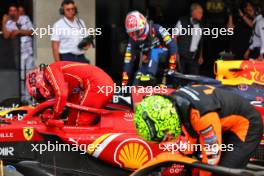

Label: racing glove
[122,72,129,86]
[168,54,177,71]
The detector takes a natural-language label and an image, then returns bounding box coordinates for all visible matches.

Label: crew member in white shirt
[244,11,264,61]
[2,4,34,104]
[51,0,90,63]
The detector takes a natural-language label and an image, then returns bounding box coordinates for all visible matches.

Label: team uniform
[27,61,114,126]
[123,24,177,82]
[134,85,263,176]
[170,85,263,170]
[122,11,177,86]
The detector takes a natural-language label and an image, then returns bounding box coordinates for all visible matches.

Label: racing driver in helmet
[122,11,177,86]
[26,61,114,126]
[134,85,263,175]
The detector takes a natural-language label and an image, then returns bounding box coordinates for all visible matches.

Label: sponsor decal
[0,147,14,156]
[124,112,133,121]
[233,61,264,85]
[23,127,34,141]
[114,138,153,170]
[0,133,13,138]
[179,88,200,101]
[238,84,248,91]
[5,113,25,120]
[200,126,217,144]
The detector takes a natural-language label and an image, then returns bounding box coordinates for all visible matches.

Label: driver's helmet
[125,11,149,42]
[26,66,53,100]
[134,95,181,142]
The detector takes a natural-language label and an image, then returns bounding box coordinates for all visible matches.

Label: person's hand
[2,14,9,25]
[257,54,264,61]
[142,54,149,63]
[10,30,20,38]
[239,9,244,17]
[122,72,129,86]
[198,57,204,65]
[83,43,92,50]
[244,50,250,60]
[168,55,177,71]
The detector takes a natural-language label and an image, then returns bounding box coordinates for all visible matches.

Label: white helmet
[125,11,149,41]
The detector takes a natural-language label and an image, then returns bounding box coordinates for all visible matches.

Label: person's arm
[244,49,251,60]
[227,15,235,29]
[18,29,33,36]
[51,22,61,62]
[173,20,182,42]
[190,109,222,176]
[258,21,264,60]
[157,25,177,71]
[239,10,254,28]
[122,41,134,86]
[15,16,33,37]
[198,48,204,65]
[44,64,68,118]
[52,41,61,62]
[1,15,11,39]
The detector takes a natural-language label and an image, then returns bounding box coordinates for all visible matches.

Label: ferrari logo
[23,127,34,141]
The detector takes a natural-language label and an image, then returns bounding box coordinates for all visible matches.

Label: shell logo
[114,138,153,170]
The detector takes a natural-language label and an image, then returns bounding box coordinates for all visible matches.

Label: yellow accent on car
[0,106,32,117]
[87,133,111,155]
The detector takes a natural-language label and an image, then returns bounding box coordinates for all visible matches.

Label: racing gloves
[168,54,177,71]
[122,72,129,86]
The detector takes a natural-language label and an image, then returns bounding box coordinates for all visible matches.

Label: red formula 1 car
[0,87,264,176]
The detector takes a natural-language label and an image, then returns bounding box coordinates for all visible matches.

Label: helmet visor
[128,28,144,40]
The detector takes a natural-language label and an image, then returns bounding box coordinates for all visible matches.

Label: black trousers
[60,53,90,63]
[217,111,263,171]
[179,55,200,75]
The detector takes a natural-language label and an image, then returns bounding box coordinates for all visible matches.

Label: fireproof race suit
[169,85,263,175]
[122,23,177,85]
[44,61,114,126]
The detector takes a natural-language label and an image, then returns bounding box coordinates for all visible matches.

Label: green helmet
[134,95,181,142]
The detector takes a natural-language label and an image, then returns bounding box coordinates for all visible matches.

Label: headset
[59,0,78,15]
[59,0,84,29]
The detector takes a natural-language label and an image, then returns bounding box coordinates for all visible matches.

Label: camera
[78,35,95,50]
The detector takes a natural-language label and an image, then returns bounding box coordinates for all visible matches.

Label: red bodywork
[0,88,263,173]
